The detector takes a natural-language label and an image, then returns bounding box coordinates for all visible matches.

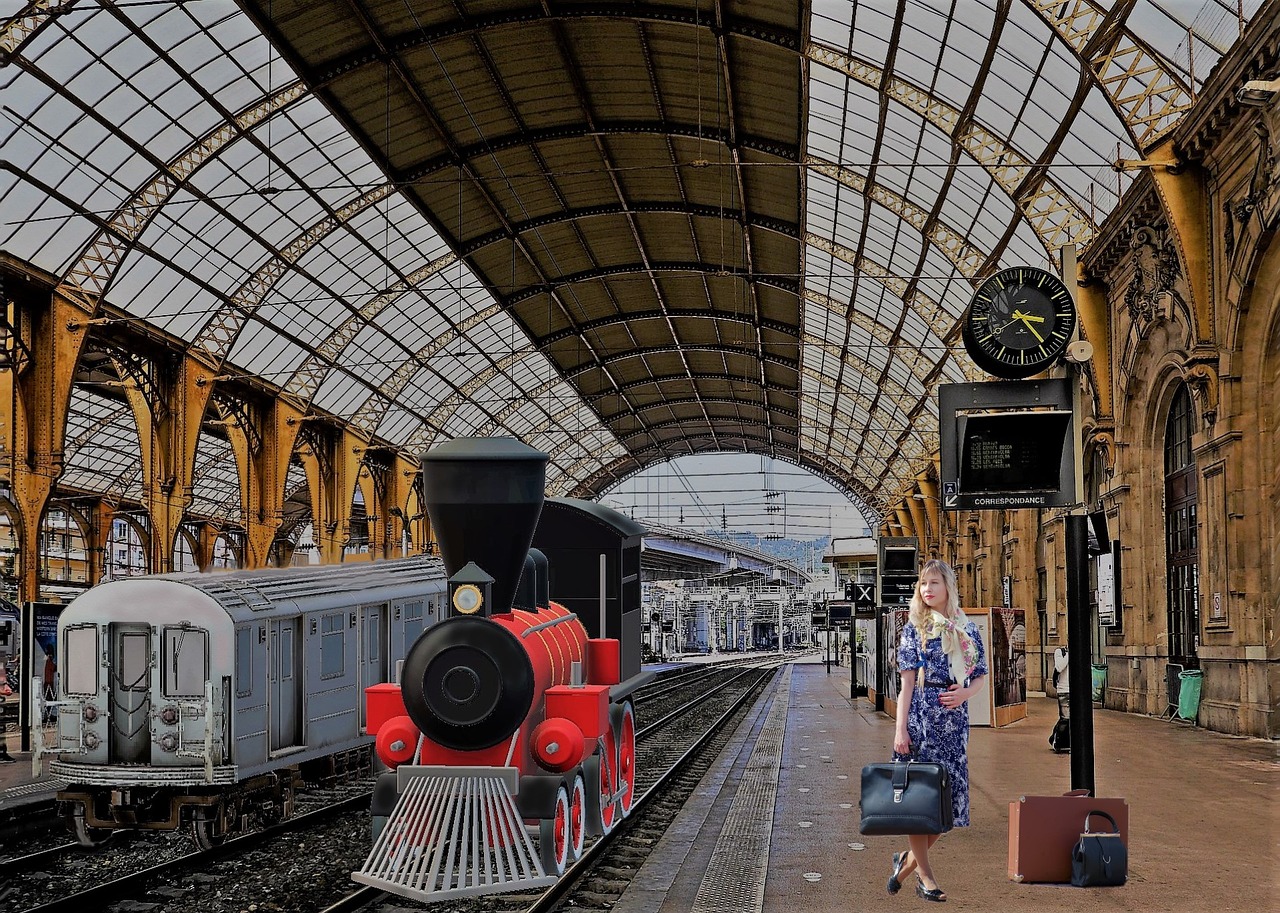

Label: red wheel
[538,783,571,875]
[568,772,586,859]
[584,735,617,836]
[615,700,637,817]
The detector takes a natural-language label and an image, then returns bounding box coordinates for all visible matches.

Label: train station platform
[616,657,1278,913]
[0,727,63,816]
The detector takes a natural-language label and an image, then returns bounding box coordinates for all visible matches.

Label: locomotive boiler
[353,437,651,903]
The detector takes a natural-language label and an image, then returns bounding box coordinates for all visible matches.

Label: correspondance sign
[938,378,1080,510]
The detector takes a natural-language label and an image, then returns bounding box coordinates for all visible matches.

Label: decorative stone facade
[912,14,1280,739]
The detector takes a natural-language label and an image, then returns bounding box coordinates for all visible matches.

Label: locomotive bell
[422,437,549,616]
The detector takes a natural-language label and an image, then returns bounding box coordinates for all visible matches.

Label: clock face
[961,267,1077,379]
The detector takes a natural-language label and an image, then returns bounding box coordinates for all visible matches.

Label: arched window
[106,517,148,579]
[173,530,199,572]
[1164,385,1199,666]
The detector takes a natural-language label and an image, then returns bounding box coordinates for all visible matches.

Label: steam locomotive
[353,437,652,903]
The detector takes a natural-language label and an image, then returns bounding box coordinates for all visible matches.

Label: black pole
[825,617,832,674]
[874,601,885,712]
[1066,514,1095,795]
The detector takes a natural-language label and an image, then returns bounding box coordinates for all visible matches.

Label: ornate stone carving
[1235,113,1280,229]
[1223,199,1235,258]
[1124,226,1181,326]
[1182,362,1219,429]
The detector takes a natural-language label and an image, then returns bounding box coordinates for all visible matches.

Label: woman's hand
[893,728,911,756]
[938,684,972,710]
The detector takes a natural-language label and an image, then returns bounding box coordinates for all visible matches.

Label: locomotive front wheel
[568,772,586,860]
[583,741,617,836]
[614,700,637,817]
[538,783,571,876]
[71,815,114,848]
[190,818,226,851]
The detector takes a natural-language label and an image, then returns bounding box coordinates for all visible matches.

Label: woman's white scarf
[921,610,979,685]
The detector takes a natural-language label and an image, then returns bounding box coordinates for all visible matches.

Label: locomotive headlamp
[447,562,495,618]
[159,706,179,725]
[83,731,100,751]
[83,705,99,723]
[159,733,178,752]
[452,584,483,615]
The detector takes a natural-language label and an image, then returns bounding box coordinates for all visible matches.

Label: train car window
[321,613,344,678]
[280,627,294,680]
[163,627,209,698]
[63,624,99,696]
[366,613,380,662]
[235,627,252,697]
[403,601,424,645]
[118,632,150,691]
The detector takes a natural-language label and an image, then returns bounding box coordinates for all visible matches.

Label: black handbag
[1071,811,1127,887]
[858,760,952,835]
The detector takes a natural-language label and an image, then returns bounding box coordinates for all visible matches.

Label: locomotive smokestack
[422,437,549,616]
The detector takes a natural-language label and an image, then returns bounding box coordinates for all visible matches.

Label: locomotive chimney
[422,437,549,616]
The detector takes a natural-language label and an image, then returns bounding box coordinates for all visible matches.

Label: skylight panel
[916,255,965,313]
[372,408,417,446]
[812,0,854,36]
[0,187,82,276]
[312,369,373,417]
[893,24,947,92]
[848,2,896,65]
[232,325,310,382]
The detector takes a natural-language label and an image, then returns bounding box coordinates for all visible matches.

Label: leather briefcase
[859,760,952,835]
[1008,792,1129,883]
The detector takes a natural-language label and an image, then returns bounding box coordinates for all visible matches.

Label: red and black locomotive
[355,437,651,902]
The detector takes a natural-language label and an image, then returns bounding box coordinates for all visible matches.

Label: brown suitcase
[1008,791,1129,883]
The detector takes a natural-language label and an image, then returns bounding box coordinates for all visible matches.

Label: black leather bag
[1071,811,1128,887]
[859,760,952,835]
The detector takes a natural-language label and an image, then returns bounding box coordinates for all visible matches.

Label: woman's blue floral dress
[897,619,988,827]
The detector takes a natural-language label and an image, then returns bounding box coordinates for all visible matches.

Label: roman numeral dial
[961,267,1077,379]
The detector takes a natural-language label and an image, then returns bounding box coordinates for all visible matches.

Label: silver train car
[35,556,446,847]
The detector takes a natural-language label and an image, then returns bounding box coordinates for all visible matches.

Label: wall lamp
[1237,77,1280,107]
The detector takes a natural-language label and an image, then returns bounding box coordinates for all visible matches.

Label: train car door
[269,618,302,751]
[107,623,152,764]
[357,604,388,730]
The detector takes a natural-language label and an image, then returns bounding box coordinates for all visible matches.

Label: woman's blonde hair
[908,559,961,630]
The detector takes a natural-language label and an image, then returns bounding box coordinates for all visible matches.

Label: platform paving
[616,657,1279,913]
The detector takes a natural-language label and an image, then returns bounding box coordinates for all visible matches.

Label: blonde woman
[886,559,987,903]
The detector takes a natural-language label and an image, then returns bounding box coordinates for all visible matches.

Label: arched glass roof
[0,0,1265,519]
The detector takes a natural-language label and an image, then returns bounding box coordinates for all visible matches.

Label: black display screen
[881,547,917,574]
[958,411,1072,493]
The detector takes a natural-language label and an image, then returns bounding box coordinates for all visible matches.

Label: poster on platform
[989,607,1027,708]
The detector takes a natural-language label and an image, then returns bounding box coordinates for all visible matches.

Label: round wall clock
[961,267,1078,379]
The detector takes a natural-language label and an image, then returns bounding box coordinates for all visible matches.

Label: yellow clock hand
[1017,314,1045,343]
[1011,309,1045,323]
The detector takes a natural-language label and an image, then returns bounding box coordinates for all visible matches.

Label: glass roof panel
[61,389,142,501]
[189,434,243,525]
[231,324,311,382]
[314,370,373,417]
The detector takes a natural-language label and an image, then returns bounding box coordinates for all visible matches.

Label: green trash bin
[1090,663,1107,702]
[1177,669,1204,721]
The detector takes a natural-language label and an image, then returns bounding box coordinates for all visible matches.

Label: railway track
[4,657,788,913]
[0,777,376,913]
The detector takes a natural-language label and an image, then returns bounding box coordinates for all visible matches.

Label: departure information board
[939,379,1079,510]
